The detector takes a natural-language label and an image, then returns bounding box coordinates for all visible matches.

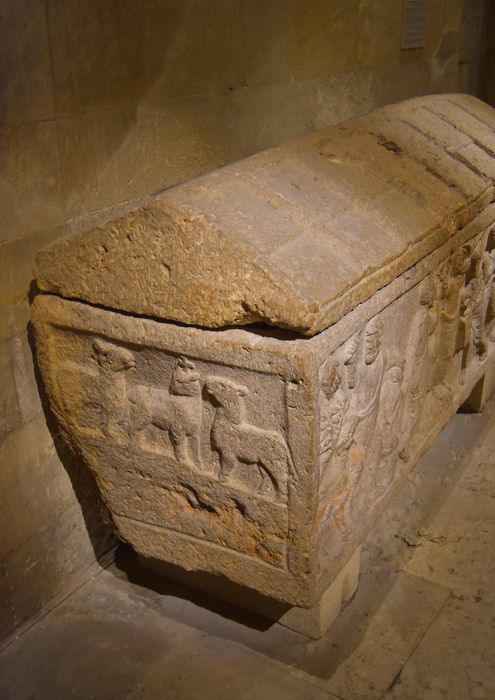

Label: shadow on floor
[108,402,495,680]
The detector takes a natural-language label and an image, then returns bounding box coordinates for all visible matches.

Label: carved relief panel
[316,230,495,567]
[32,221,495,607]
[34,306,310,589]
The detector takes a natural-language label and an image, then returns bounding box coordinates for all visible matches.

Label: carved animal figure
[205,376,291,501]
[93,339,202,466]
[128,357,202,466]
[93,338,136,437]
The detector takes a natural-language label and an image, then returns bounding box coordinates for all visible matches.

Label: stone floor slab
[320,570,450,700]
[0,569,337,700]
[1,399,494,699]
[401,483,495,604]
[126,633,337,700]
[0,571,193,700]
[415,402,495,500]
[387,598,495,700]
[110,547,450,700]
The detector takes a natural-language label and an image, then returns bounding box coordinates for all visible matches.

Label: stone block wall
[481,0,495,106]
[0,0,491,641]
[458,0,491,99]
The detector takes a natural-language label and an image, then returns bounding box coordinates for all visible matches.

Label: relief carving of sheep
[128,356,202,466]
[205,376,292,501]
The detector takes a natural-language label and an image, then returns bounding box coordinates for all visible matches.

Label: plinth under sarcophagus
[32,94,495,636]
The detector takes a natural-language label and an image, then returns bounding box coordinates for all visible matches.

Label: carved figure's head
[452,247,470,276]
[487,226,495,249]
[177,356,196,371]
[170,356,201,395]
[466,277,479,296]
[364,317,382,365]
[93,338,135,372]
[418,278,434,307]
[204,377,249,419]
[432,274,444,301]
[482,252,493,283]
[322,361,341,399]
[388,365,403,384]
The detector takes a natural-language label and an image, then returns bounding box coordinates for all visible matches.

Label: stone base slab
[461,364,495,413]
[138,546,360,639]
[277,547,361,638]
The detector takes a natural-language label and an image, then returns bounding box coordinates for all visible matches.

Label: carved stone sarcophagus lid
[32,94,495,608]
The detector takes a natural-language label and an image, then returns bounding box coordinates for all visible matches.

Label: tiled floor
[1,400,494,700]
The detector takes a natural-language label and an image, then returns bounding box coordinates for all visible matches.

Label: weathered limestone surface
[32,217,495,606]
[36,94,495,336]
[32,95,495,610]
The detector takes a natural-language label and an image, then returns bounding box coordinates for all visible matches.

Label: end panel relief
[44,331,304,570]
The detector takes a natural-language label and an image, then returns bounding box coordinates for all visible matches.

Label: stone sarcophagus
[32,94,495,617]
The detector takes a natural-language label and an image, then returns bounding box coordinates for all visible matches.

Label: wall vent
[401,0,428,49]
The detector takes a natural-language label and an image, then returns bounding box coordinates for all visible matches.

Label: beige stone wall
[0,0,487,640]
[458,0,492,98]
[481,1,495,106]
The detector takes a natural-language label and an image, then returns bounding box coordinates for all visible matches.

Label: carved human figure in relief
[432,247,469,388]
[319,361,354,530]
[344,317,386,436]
[459,253,489,366]
[400,278,439,461]
[205,376,291,501]
[481,250,495,335]
[377,363,405,458]
[485,229,495,339]
[487,249,495,340]
[332,317,386,527]
[320,361,350,461]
